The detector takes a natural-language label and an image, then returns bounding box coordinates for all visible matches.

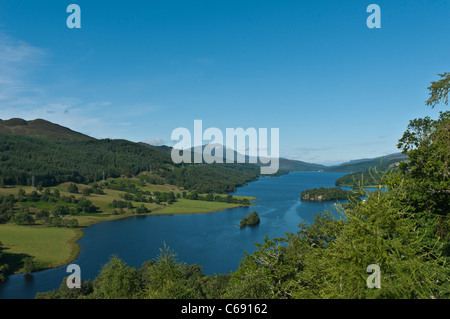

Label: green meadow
[155,198,254,215]
[0,178,256,273]
[0,224,82,272]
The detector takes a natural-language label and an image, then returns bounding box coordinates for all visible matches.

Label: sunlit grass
[0,224,82,272]
[0,179,257,273]
[155,198,248,215]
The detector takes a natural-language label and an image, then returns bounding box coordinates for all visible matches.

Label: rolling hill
[0,118,94,141]
[173,143,326,173]
[330,153,408,187]
[147,142,406,174]
[324,153,407,173]
[0,118,261,193]
[0,117,408,191]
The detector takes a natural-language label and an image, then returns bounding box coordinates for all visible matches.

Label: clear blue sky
[0,0,448,165]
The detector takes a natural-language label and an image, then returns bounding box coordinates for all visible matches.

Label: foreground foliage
[0,135,261,195]
[26,73,450,297]
[227,171,449,299]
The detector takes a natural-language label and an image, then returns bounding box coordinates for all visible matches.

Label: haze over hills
[173,143,326,173]
[176,143,406,173]
[323,153,407,173]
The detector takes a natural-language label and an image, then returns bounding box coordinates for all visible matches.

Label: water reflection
[0,171,349,299]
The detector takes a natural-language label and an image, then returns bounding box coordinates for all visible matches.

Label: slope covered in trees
[300,187,361,202]
[0,133,261,194]
[35,73,450,299]
[162,163,260,193]
[324,153,406,173]
[335,169,384,187]
[0,134,171,187]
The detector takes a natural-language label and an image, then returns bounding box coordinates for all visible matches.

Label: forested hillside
[0,134,170,187]
[335,170,384,187]
[162,163,260,193]
[0,133,261,194]
[36,72,450,299]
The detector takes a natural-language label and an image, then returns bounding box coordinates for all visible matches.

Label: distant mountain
[170,144,407,173]
[324,153,407,173]
[0,119,262,193]
[1,117,407,179]
[177,144,325,173]
[277,157,326,172]
[0,118,94,141]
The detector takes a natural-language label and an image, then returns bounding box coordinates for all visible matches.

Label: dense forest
[0,134,261,194]
[35,72,450,299]
[335,170,381,187]
[162,163,261,193]
[323,153,406,173]
[334,159,404,187]
[0,135,170,186]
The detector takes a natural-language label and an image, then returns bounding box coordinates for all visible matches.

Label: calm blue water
[0,171,348,299]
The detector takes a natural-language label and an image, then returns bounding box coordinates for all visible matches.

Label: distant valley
[0,118,407,190]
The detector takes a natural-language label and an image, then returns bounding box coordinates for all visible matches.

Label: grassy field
[156,198,247,214]
[0,224,82,272]
[0,179,257,274]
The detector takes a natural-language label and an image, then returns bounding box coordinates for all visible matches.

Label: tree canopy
[32,72,450,299]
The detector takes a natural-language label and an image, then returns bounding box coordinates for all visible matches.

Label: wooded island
[300,187,361,202]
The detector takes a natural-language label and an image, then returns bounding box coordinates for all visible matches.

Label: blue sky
[0,0,448,165]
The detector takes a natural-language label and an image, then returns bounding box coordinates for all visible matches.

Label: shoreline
[5,196,258,276]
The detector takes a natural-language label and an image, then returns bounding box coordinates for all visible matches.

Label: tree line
[35,72,450,298]
[161,164,260,194]
[0,188,97,227]
[36,245,231,299]
[300,187,362,202]
[0,135,262,195]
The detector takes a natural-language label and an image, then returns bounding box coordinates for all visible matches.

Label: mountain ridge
[167,143,406,173]
[0,118,94,141]
[323,153,406,173]
[1,117,407,174]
